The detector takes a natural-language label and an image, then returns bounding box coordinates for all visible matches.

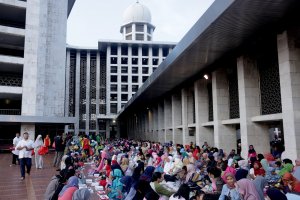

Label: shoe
[20,177,25,180]
[56,169,61,171]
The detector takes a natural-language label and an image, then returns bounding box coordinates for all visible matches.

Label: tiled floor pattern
[0,153,58,200]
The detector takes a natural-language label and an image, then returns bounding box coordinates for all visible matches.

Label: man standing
[12,132,21,165]
[53,133,65,171]
[15,132,34,180]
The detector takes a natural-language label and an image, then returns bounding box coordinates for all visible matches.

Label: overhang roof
[118,0,299,118]
[68,0,76,17]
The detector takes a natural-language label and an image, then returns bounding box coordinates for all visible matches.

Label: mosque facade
[65,2,176,137]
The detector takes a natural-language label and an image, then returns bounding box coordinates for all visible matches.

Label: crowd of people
[11,132,300,200]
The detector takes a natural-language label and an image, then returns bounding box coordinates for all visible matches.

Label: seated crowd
[45,134,300,200]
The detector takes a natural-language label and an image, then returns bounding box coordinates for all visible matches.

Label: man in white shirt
[12,133,21,165]
[16,132,34,180]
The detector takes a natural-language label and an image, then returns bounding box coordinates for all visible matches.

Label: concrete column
[148,109,153,141]
[158,102,164,143]
[172,92,183,144]
[96,52,100,134]
[86,52,90,133]
[106,120,110,139]
[277,28,300,161]
[20,124,35,141]
[164,98,172,142]
[237,56,270,158]
[182,88,196,145]
[153,106,159,142]
[74,51,80,135]
[106,46,111,115]
[194,80,214,146]
[212,69,237,154]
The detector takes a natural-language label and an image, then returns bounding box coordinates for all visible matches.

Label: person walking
[53,133,65,171]
[15,132,34,180]
[12,132,21,165]
[34,135,44,169]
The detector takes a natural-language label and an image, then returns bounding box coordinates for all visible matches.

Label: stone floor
[0,153,58,200]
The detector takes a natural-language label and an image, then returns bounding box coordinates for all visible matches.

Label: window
[121,58,128,64]
[152,46,159,56]
[110,66,117,73]
[132,85,138,92]
[121,46,128,55]
[126,35,132,40]
[136,24,144,32]
[126,26,132,33]
[110,93,117,101]
[132,58,138,65]
[110,84,117,91]
[142,46,149,56]
[121,85,128,92]
[142,67,149,74]
[153,58,158,65]
[121,103,126,108]
[132,45,138,56]
[111,45,118,55]
[136,34,144,41]
[111,57,117,64]
[142,76,148,82]
[132,76,138,83]
[110,103,117,114]
[121,94,128,101]
[110,75,117,82]
[147,36,151,41]
[121,66,128,73]
[163,47,169,57]
[142,58,148,65]
[153,67,157,72]
[121,76,128,83]
[132,67,138,74]
[147,27,151,34]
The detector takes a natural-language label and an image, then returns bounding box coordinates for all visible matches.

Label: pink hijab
[237,179,260,200]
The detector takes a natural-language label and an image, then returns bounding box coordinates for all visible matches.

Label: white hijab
[34,135,43,148]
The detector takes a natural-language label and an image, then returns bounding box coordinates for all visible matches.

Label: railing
[0,74,22,87]
[0,109,21,115]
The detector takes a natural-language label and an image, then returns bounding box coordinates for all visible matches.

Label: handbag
[38,146,47,155]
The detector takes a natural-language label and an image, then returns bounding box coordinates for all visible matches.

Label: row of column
[125,28,300,161]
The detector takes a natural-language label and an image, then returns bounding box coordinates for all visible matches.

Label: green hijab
[278,163,293,176]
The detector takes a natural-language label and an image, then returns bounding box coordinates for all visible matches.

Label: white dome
[122,2,152,24]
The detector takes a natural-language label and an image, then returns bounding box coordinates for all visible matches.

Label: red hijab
[254,161,265,176]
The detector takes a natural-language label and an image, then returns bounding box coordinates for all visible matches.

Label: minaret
[120,1,155,41]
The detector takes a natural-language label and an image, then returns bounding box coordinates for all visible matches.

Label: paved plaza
[0,153,56,200]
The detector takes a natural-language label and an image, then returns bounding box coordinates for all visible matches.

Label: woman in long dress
[34,135,44,169]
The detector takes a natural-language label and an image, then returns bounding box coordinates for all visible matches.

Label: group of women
[45,137,300,200]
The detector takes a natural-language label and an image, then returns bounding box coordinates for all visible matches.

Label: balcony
[0,108,21,115]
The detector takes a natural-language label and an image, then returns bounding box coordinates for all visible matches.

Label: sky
[67,0,215,47]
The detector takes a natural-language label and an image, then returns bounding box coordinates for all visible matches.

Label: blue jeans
[19,158,32,178]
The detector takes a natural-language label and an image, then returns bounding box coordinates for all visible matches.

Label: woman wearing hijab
[72,188,90,200]
[219,173,241,200]
[58,176,79,200]
[107,169,124,200]
[34,135,44,169]
[266,188,287,200]
[257,154,269,172]
[134,166,156,199]
[294,166,300,182]
[111,159,125,176]
[185,164,196,183]
[249,161,265,179]
[248,145,257,167]
[253,176,267,200]
[222,158,237,182]
[282,173,300,193]
[120,157,129,173]
[279,162,294,177]
[120,176,133,196]
[236,178,260,200]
